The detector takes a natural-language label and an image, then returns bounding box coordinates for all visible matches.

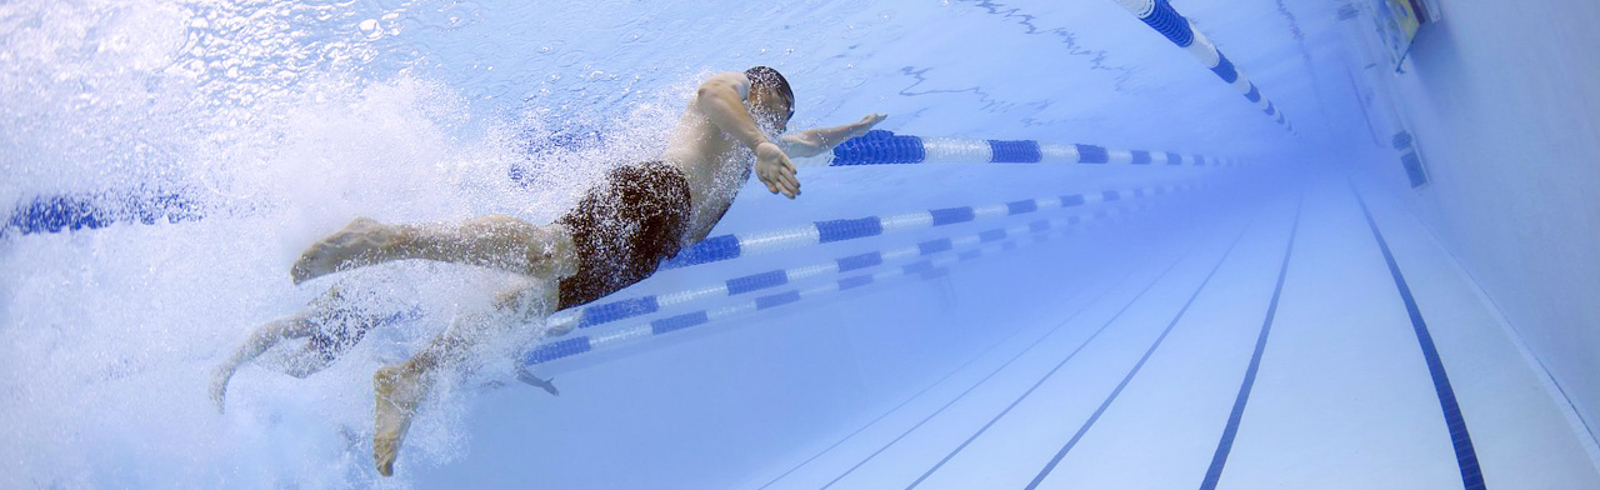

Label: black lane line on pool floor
[1394,191,1600,453]
[813,233,1208,490]
[892,216,1255,490]
[1351,184,1487,490]
[1197,193,1303,490]
[1020,214,1257,490]
[753,271,1121,490]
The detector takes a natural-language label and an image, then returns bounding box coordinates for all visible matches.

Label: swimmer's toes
[290,255,316,285]
[208,368,231,414]
[375,443,397,476]
[373,366,422,477]
[291,218,389,284]
[291,245,339,285]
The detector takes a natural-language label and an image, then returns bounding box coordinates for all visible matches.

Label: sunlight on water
[0,1,725,487]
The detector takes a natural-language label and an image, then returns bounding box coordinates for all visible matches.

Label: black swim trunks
[300,285,411,364]
[555,161,693,311]
[305,305,379,364]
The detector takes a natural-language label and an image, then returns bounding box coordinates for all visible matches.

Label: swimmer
[284,66,886,476]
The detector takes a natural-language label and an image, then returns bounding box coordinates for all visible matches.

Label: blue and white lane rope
[660,181,1202,270]
[4,133,1233,238]
[546,187,1189,333]
[524,263,953,367]
[2,187,207,238]
[796,130,1246,167]
[1109,0,1295,133]
[522,203,1156,367]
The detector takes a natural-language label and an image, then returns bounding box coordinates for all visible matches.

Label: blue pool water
[4,0,1599,488]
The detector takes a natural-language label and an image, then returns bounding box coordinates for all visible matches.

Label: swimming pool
[4,0,1599,488]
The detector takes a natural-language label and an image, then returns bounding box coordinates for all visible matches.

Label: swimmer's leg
[374,278,558,476]
[291,216,576,284]
[210,286,375,413]
[210,309,319,414]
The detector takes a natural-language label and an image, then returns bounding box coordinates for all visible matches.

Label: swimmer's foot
[374,364,427,477]
[291,218,405,284]
[515,366,559,396]
[209,364,236,414]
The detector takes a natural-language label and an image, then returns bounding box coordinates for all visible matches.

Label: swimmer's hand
[846,113,888,138]
[756,141,800,199]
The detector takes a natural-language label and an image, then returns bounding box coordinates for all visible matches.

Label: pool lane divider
[1021,210,1256,490]
[1351,184,1487,490]
[795,130,1248,167]
[660,181,1204,270]
[520,201,1163,368]
[2,187,207,238]
[4,134,1238,239]
[1199,193,1303,490]
[549,183,1206,332]
[527,249,958,367]
[1108,0,1296,133]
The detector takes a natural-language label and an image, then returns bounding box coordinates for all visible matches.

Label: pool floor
[736,181,1600,490]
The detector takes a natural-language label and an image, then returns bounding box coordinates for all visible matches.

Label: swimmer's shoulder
[696,71,753,100]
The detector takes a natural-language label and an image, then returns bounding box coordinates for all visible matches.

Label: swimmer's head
[744,66,794,132]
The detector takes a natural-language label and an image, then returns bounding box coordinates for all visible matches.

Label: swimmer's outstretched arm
[779,113,889,158]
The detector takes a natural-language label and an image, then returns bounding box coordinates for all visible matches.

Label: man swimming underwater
[210,66,886,476]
